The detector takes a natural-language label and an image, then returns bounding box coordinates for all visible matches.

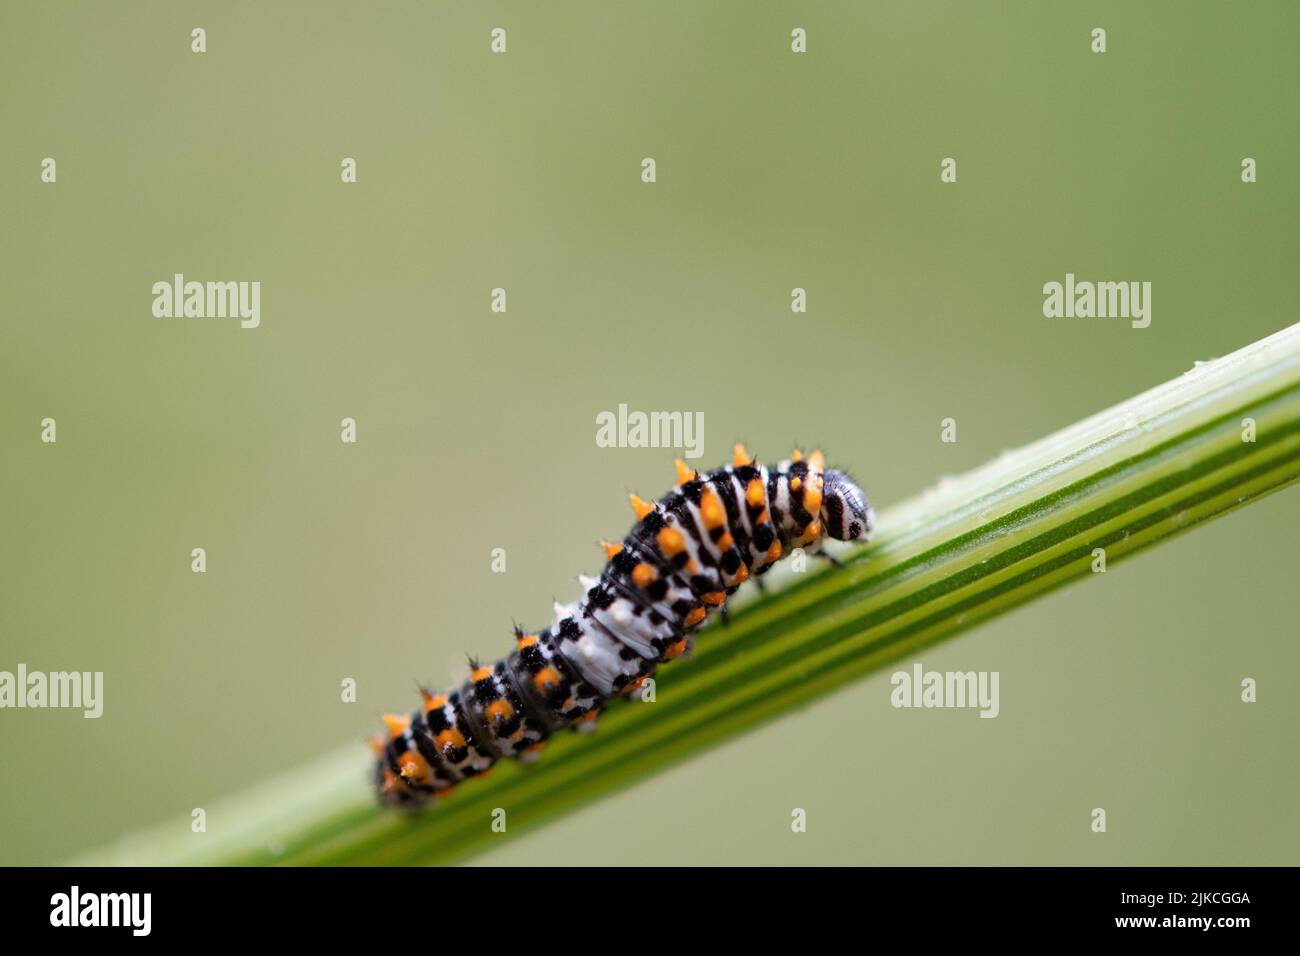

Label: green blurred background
[2,1,1297,865]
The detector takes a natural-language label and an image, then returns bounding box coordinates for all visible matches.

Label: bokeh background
[2,1,1296,865]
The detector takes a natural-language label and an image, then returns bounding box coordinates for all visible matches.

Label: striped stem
[77,322,1300,866]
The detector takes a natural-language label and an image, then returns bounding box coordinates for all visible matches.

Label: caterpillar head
[820,470,874,542]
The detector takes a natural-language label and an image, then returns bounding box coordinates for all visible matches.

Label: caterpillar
[372,445,873,809]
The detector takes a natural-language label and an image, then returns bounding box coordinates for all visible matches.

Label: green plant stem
[77,323,1300,866]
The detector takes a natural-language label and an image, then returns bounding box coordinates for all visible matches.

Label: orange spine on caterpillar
[373,446,873,808]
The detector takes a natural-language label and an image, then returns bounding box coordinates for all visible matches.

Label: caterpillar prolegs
[373,445,873,809]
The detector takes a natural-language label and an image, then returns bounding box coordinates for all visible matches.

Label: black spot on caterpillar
[373,445,873,808]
